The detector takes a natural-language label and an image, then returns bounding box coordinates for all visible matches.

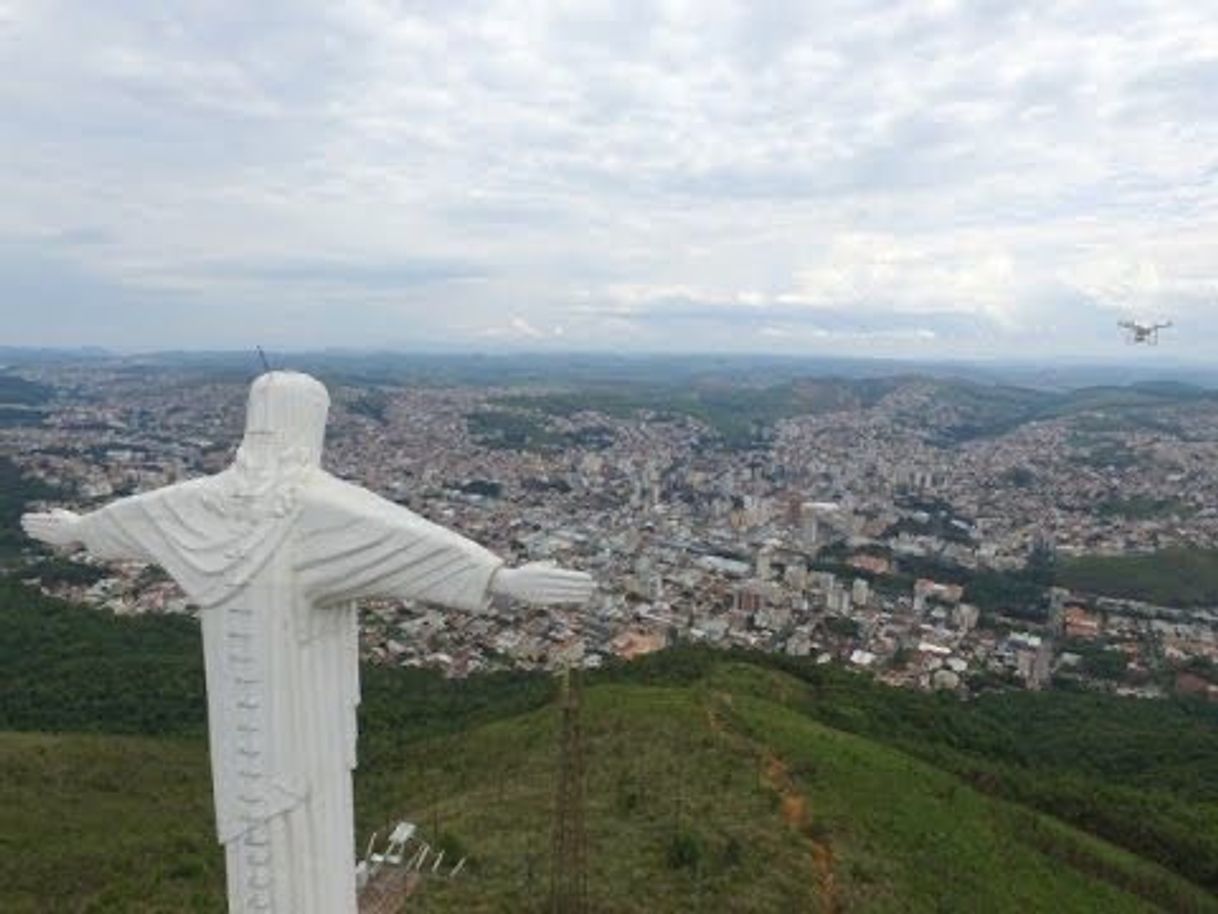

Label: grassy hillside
[367,677,1211,914]
[4,679,1212,913]
[0,732,222,913]
[2,579,1217,911]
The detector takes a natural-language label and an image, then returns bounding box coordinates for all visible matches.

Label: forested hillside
[0,457,56,559]
[2,579,1216,912]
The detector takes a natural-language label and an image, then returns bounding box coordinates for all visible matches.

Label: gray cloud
[0,0,1216,356]
[587,299,991,344]
[202,257,488,288]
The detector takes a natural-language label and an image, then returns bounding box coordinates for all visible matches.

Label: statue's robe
[76,470,502,913]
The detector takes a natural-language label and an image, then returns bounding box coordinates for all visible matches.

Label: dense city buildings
[4,362,1217,701]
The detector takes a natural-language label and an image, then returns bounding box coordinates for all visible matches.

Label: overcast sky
[1,1,1215,358]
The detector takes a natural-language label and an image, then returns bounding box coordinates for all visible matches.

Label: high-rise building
[851,578,870,607]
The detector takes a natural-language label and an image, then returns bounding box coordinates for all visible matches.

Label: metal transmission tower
[549,666,588,914]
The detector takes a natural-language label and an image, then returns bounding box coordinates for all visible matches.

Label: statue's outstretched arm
[300,476,595,611]
[22,499,155,563]
[489,561,595,607]
[21,508,84,548]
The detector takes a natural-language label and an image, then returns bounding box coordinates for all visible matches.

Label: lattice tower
[549,666,588,914]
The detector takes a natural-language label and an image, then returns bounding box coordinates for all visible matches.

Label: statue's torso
[201,540,359,847]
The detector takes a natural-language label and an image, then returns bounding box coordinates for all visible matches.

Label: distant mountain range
[8,350,1218,454]
[4,347,1218,391]
[486,373,1218,448]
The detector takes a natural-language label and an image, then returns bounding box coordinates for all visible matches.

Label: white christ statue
[21,371,594,914]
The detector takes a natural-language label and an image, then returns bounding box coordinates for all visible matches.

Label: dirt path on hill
[759,752,838,914]
[704,691,838,913]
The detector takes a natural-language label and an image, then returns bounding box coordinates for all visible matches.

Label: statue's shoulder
[302,471,399,516]
[113,473,218,508]
[170,474,220,494]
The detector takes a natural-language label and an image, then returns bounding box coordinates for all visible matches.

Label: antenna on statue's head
[256,346,272,373]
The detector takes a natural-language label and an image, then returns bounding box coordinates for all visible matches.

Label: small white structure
[357,821,419,888]
[22,372,594,914]
[374,822,417,868]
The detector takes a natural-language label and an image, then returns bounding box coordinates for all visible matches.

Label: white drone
[1118,319,1172,345]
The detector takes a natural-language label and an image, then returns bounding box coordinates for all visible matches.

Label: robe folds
[77,470,502,913]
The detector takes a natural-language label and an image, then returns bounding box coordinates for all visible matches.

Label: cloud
[1069,258,1164,313]
[200,257,488,288]
[476,314,566,342]
[777,233,1019,325]
[0,0,1216,356]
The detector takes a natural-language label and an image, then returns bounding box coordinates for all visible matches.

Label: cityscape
[5,357,1216,703]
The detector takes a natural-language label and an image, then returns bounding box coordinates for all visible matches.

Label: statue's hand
[491,562,595,606]
[20,509,84,548]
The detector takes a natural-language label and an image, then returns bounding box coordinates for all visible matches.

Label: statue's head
[238,371,330,472]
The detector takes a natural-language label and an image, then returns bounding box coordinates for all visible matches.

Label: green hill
[0,731,221,913]
[358,671,1215,913]
[483,374,1218,450]
[2,676,1213,913]
[2,578,1217,912]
